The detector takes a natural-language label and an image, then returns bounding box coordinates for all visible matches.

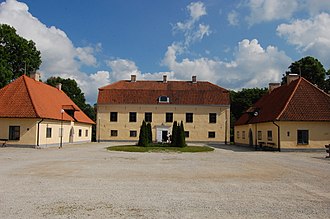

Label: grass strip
[107,145,214,153]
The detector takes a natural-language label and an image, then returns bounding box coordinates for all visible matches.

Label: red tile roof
[0,75,94,124]
[98,80,230,105]
[235,77,330,125]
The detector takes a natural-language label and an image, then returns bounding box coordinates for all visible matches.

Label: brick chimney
[192,75,197,83]
[30,72,40,81]
[268,83,280,93]
[287,74,299,84]
[163,75,167,83]
[131,75,136,82]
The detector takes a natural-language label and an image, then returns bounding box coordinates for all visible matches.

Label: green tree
[282,56,327,89]
[230,88,268,143]
[138,120,148,147]
[171,121,178,147]
[178,121,186,147]
[0,24,41,88]
[146,123,152,144]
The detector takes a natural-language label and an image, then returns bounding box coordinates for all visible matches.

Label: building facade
[97,75,230,143]
[0,74,94,148]
[234,75,330,151]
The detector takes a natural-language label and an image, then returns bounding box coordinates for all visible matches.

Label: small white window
[158,96,169,103]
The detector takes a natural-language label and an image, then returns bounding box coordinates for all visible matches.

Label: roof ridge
[276,77,301,120]
[300,77,330,97]
[22,75,41,118]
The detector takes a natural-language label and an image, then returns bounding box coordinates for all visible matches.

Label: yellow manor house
[97,75,230,143]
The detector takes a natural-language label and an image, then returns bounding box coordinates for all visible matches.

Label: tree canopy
[282,56,328,91]
[0,24,41,88]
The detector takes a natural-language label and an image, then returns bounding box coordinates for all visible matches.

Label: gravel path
[0,142,329,218]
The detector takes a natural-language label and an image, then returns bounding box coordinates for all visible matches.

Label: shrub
[138,120,148,147]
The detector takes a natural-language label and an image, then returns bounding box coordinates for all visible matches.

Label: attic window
[158,96,169,103]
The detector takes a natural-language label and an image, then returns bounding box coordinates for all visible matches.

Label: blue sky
[1,0,330,103]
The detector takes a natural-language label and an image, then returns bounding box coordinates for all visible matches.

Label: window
[242,131,246,139]
[158,96,169,103]
[79,129,82,137]
[297,130,309,145]
[9,126,20,140]
[46,127,52,138]
[186,113,193,123]
[130,130,137,137]
[237,131,240,139]
[110,112,118,122]
[209,113,217,123]
[287,131,290,137]
[258,131,262,140]
[267,130,273,141]
[145,112,152,122]
[111,130,118,137]
[166,112,173,123]
[208,131,215,138]
[129,112,137,122]
[85,130,88,137]
[185,131,189,138]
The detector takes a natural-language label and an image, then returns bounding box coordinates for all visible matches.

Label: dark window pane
[129,112,137,122]
[130,130,137,137]
[111,130,118,136]
[186,113,193,123]
[145,112,152,122]
[166,112,173,123]
[110,112,118,122]
[46,127,52,138]
[209,113,216,123]
[9,126,20,140]
[297,130,309,144]
[208,131,215,138]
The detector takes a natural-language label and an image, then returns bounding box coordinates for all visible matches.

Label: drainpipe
[272,121,281,152]
[37,119,44,147]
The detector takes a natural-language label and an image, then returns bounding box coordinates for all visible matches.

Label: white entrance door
[156,125,170,143]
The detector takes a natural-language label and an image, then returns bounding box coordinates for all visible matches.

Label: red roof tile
[235,77,330,125]
[0,75,94,124]
[98,80,230,105]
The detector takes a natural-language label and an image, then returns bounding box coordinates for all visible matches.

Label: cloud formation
[246,0,299,25]
[163,39,292,89]
[0,0,108,103]
[173,1,210,47]
[277,12,330,66]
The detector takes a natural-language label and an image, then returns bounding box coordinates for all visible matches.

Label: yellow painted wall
[0,118,38,145]
[97,104,230,143]
[279,121,330,149]
[0,118,92,147]
[234,121,330,149]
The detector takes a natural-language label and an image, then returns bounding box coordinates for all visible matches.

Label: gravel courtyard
[0,142,329,219]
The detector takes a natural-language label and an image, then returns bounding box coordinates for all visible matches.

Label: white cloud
[277,12,330,67]
[173,1,210,47]
[0,0,104,103]
[228,10,239,26]
[188,1,207,21]
[163,39,292,89]
[106,58,141,81]
[304,0,330,15]
[246,0,299,25]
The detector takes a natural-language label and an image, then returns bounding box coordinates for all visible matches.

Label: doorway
[162,131,168,142]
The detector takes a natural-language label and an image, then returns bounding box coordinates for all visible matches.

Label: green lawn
[107,145,214,153]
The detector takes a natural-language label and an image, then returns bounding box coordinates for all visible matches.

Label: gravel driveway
[0,142,329,219]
